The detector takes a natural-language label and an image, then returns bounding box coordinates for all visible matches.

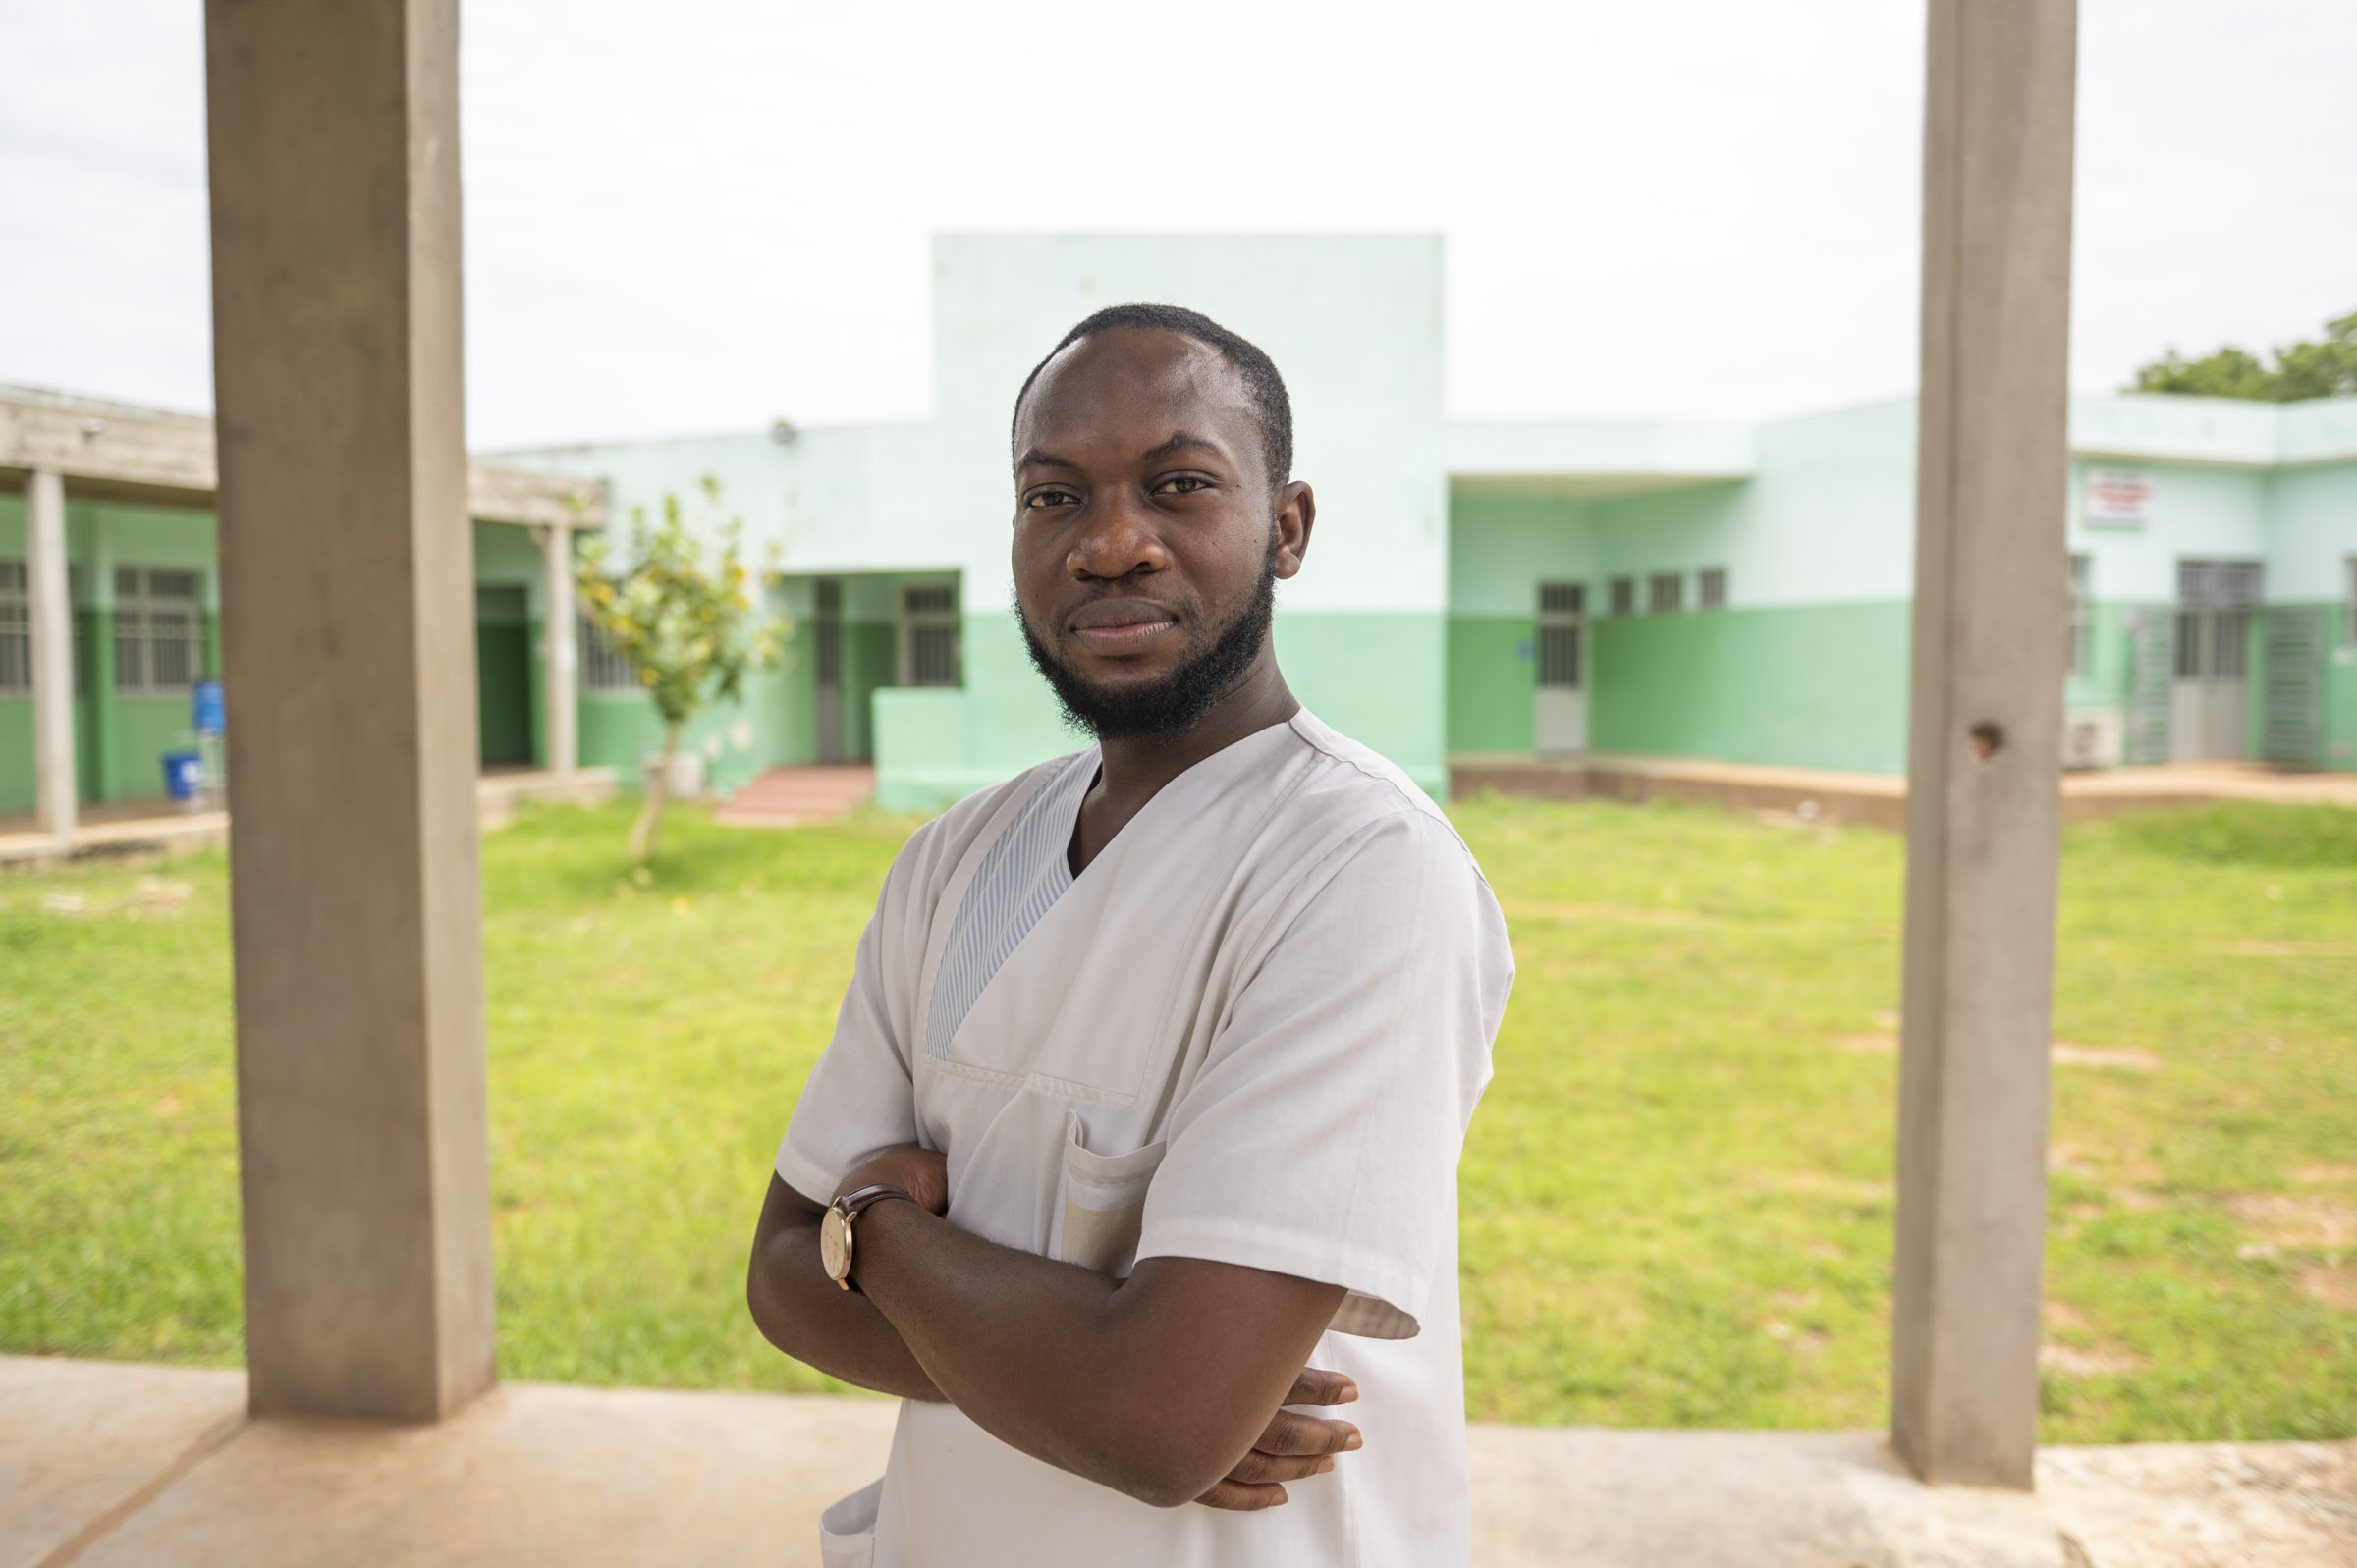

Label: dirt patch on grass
[1501,898,1714,929]
[1753,1171,1893,1204]
[2219,939,2357,957]
[2303,1266,2357,1311]
[2292,1164,2357,1185]
[1831,1038,2162,1070]
[2228,1194,2357,1251]
[2041,1342,2149,1377]
[2052,1042,2162,1071]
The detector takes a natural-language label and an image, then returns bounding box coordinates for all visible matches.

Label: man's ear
[1273,482,1315,579]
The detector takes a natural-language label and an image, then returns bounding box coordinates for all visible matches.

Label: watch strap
[836,1182,915,1217]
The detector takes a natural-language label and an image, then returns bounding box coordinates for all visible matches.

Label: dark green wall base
[1589,601,1911,774]
[1448,616,1535,753]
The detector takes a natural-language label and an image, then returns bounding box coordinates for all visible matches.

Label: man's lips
[1065,599,1179,653]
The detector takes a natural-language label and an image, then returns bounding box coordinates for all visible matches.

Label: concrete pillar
[1891,0,2077,1489]
[26,468,76,846]
[206,0,495,1421]
[539,523,578,777]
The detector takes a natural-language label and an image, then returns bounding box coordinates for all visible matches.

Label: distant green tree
[576,479,786,862]
[2130,309,2357,402]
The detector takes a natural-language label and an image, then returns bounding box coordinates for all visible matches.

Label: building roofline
[0,383,610,527]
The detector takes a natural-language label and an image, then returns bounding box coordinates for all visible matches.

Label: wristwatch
[821,1183,915,1292]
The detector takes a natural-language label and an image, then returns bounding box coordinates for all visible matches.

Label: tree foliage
[2130,309,2357,402]
[576,479,786,860]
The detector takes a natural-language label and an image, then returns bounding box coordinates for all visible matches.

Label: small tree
[576,479,786,862]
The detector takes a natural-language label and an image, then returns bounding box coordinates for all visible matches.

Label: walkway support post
[26,467,76,849]
[540,523,578,778]
[1892,0,2077,1488]
[206,0,496,1420]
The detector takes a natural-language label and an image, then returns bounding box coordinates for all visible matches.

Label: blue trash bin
[164,750,203,806]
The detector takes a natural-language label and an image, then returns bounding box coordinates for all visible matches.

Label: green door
[476,585,534,768]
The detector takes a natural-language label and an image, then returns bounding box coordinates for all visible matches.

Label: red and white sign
[2084,467,2153,528]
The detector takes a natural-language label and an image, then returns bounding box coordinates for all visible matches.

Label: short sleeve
[1131,811,1512,1338]
[774,829,933,1204]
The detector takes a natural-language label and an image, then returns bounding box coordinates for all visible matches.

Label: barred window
[2346,557,2356,643]
[2067,554,2092,677]
[114,567,204,696]
[1648,572,1684,614]
[0,562,27,696]
[901,584,960,687]
[1536,582,1583,689]
[1608,576,1636,616]
[1698,567,1727,610]
[579,614,639,691]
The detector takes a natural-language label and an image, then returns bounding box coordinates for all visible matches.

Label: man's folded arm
[844,1195,1343,1508]
[745,1174,946,1402]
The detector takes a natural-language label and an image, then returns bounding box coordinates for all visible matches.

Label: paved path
[1452,754,2357,832]
[6,1357,2351,1566]
[0,769,617,868]
[712,765,877,828]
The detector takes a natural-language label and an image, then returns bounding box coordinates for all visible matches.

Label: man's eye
[1157,476,1210,495]
[1025,489,1077,510]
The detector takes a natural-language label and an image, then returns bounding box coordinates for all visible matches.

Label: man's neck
[1070,652,1298,874]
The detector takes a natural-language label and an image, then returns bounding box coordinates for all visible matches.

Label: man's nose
[1069,493,1169,581]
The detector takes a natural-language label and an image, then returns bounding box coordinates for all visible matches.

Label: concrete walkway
[0,769,616,868]
[1451,753,2357,833]
[6,1357,2351,1567]
[712,765,877,829]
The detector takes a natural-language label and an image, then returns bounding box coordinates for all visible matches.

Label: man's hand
[835,1144,949,1216]
[1194,1367,1361,1510]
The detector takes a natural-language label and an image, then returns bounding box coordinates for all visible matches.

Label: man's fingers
[1228,1448,1341,1486]
[1285,1367,1359,1407]
[1194,1479,1288,1511]
[1253,1408,1363,1458]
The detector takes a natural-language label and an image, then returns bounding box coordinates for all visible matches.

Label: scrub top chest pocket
[1053,1113,1166,1277]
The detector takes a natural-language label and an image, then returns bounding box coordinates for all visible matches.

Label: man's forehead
[1018,331,1254,444]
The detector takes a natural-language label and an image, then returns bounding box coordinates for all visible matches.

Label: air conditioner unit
[2061,708,2123,772]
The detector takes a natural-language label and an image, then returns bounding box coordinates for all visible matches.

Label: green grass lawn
[3,793,2351,1442]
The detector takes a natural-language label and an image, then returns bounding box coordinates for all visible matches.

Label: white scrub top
[776,710,1514,1568]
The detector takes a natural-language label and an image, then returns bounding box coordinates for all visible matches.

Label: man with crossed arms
[747,302,1511,1566]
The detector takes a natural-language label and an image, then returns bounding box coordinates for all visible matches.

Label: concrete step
[712,766,876,829]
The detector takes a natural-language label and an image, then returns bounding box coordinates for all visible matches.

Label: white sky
[3,0,2352,450]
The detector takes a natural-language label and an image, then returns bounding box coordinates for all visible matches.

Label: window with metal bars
[1698,567,1727,610]
[578,614,639,690]
[2067,555,2091,677]
[113,567,204,695]
[1608,576,1635,616]
[1536,582,1583,689]
[901,584,960,687]
[0,562,27,696]
[2347,558,2356,644]
[1647,572,1683,614]
[2175,559,2262,681]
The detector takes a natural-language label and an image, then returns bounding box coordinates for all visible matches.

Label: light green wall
[1446,492,1596,615]
[1588,601,1913,775]
[1445,492,1587,757]
[872,608,1449,812]
[873,612,1077,811]
[1276,611,1446,793]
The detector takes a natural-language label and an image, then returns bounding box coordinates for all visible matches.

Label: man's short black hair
[1011,303,1293,495]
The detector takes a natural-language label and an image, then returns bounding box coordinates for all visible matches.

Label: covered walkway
[9,1357,2354,1568]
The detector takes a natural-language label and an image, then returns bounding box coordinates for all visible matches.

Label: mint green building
[502,235,2357,806]
[8,234,2356,819]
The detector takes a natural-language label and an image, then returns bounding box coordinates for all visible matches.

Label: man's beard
[1018,543,1278,743]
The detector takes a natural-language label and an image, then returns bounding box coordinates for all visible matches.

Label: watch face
[820,1205,850,1280]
